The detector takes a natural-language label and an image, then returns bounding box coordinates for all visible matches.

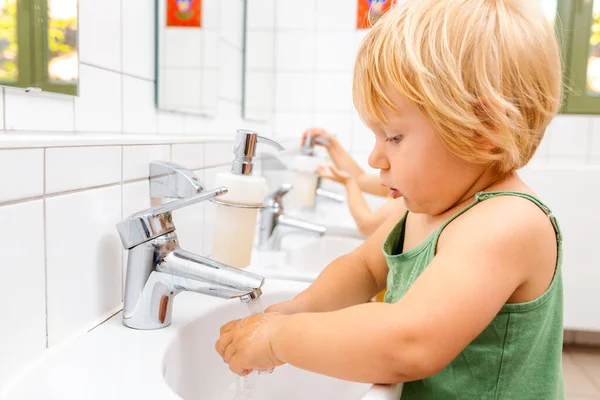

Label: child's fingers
[229,354,248,376]
[220,319,240,335]
[223,340,238,364]
[215,331,233,358]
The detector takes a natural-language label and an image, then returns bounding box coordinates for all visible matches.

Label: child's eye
[386,135,404,144]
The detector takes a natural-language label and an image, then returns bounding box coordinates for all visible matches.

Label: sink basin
[162,281,402,400]
[283,234,363,272]
[249,235,364,282]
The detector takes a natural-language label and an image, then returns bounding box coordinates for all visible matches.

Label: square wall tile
[275,72,314,113]
[157,111,185,135]
[122,0,155,80]
[219,44,243,102]
[274,113,314,139]
[202,69,219,113]
[219,0,244,49]
[203,30,219,69]
[548,115,592,158]
[246,31,274,70]
[79,0,121,71]
[123,145,170,181]
[5,90,74,132]
[123,76,158,134]
[315,72,353,113]
[245,71,274,111]
[45,186,123,347]
[276,0,316,30]
[316,0,357,30]
[163,29,203,68]
[74,65,122,133]
[171,144,205,170]
[46,146,121,194]
[203,0,220,29]
[160,68,203,113]
[184,115,204,135]
[0,149,44,202]
[314,112,354,151]
[204,142,233,167]
[247,0,275,29]
[316,32,357,72]
[275,31,314,72]
[0,201,46,388]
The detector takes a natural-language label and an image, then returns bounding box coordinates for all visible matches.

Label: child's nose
[368,141,389,170]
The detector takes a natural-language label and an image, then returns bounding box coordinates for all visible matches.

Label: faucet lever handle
[150,161,204,199]
[265,183,292,204]
[147,186,227,216]
[117,187,228,250]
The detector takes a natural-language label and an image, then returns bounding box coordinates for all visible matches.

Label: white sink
[162,282,402,400]
[250,235,364,282]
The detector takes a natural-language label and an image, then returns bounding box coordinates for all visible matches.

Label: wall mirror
[156,0,219,117]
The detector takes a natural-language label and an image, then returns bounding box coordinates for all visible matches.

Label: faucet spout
[278,215,327,236]
[159,248,264,299]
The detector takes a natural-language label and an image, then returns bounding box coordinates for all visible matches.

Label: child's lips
[389,188,401,199]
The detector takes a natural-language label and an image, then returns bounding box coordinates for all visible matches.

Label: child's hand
[301,127,336,148]
[215,314,286,376]
[317,164,353,185]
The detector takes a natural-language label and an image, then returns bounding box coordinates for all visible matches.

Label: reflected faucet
[116,163,264,330]
[258,184,327,251]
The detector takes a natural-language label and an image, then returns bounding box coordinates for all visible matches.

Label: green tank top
[383,191,564,400]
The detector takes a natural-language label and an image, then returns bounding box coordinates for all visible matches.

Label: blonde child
[216,0,564,398]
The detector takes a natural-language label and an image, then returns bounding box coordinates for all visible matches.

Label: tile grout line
[42,148,49,348]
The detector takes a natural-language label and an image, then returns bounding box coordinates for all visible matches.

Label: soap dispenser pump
[293,133,329,208]
[211,129,284,269]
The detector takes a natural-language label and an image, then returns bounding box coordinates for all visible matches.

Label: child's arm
[217,197,555,382]
[267,201,407,314]
[357,173,390,197]
[317,164,402,236]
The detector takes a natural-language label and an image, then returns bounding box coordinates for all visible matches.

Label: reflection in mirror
[242,0,274,122]
[0,0,78,95]
[156,0,219,117]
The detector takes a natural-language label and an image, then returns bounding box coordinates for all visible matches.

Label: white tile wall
[315,73,354,113]
[5,90,74,132]
[0,201,46,389]
[275,32,314,71]
[275,0,316,30]
[45,146,122,194]
[219,0,244,49]
[590,116,600,160]
[548,115,592,159]
[247,31,275,70]
[275,72,314,113]
[316,0,357,30]
[122,0,155,80]
[220,44,243,102]
[78,0,122,72]
[316,33,357,71]
[122,77,158,134]
[157,111,186,135]
[123,145,171,181]
[204,142,233,167]
[171,144,205,170]
[247,0,275,29]
[45,186,123,347]
[0,149,44,202]
[74,65,123,133]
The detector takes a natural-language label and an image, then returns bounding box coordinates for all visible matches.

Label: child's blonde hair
[354,0,562,172]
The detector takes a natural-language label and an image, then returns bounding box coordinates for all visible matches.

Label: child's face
[365,93,488,215]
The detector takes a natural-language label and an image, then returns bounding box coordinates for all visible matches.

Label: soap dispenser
[211,129,284,269]
[293,133,328,208]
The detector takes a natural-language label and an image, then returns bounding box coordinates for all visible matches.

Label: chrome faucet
[116,164,265,330]
[258,184,327,251]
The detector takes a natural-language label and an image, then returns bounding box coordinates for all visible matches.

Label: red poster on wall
[357,0,395,29]
[167,0,202,27]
